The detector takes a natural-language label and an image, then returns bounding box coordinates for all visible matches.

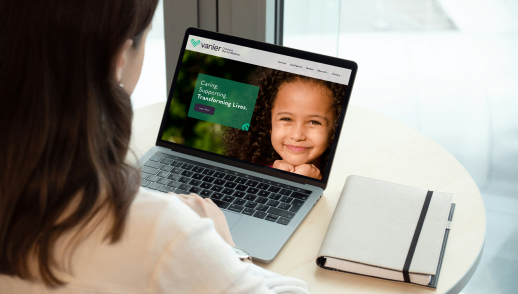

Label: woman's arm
[148,194,309,294]
[175,193,236,246]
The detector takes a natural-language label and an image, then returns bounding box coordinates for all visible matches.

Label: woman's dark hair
[223,68,348,173]
[0,0,158,287]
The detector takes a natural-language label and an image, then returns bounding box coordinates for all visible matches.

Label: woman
[0,0,309,293]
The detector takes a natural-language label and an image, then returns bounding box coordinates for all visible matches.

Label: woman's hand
[272,160,295,172]
[174,193,235,247]
[294,164,322,179]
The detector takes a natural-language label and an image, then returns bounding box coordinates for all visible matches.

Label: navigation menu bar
[186,35,351,86]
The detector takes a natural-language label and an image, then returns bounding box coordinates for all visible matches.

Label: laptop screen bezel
[155,27,357,190]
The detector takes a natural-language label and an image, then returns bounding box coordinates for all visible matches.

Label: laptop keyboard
[140,152,312,226]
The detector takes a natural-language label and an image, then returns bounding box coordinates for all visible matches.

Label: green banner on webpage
[187,73,259,131]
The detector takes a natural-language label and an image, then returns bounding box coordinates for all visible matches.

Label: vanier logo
[190,38,239,56]
[191,39,200,47]
[191,39,221,51]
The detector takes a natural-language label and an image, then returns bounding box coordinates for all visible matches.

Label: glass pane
[131,0,167,109]
[283,0,341,56]
[339,0,456,32]
[284,1,518,293]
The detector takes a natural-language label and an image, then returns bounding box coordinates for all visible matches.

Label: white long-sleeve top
[0,188,309,293]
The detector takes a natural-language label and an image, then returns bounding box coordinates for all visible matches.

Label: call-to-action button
[194,103,215,115]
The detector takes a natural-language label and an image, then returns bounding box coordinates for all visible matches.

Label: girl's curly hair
[222,68,348,173]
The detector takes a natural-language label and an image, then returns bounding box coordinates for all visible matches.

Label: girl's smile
[271,80,336,167]
[285,144,311,153]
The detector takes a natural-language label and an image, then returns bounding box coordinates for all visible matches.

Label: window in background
[284,1,518,293]
[131,0,167,109]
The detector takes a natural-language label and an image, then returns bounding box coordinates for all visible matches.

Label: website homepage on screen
[161,35,352,180]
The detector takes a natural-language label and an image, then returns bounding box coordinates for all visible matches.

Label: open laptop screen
[159,31,354,183]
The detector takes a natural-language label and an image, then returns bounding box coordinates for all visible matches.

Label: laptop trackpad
[223,211,241,230]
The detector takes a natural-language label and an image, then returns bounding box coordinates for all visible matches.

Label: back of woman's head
[0,0,157,286]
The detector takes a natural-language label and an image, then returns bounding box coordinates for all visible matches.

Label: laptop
[139,27,357,263]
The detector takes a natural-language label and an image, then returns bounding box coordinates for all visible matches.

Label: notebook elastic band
[403,190,433,283]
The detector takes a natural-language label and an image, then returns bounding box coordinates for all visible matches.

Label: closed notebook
[316,175,455,288]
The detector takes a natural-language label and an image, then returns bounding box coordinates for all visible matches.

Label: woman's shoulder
[130,187,194,221]
[125,188,208,246]
[85,188,205,258]
[129,188,205,226]
[0,189,209,293]
[67,189,208,290]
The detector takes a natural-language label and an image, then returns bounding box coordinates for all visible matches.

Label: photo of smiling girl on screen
[223,68,347,180]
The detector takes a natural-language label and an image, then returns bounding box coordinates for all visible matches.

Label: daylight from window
[284,1,518,293]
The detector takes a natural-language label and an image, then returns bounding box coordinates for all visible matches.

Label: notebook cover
[317,203,455,288]
[316,175,455,288]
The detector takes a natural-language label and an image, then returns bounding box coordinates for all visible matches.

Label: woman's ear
[115,39,134,83]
